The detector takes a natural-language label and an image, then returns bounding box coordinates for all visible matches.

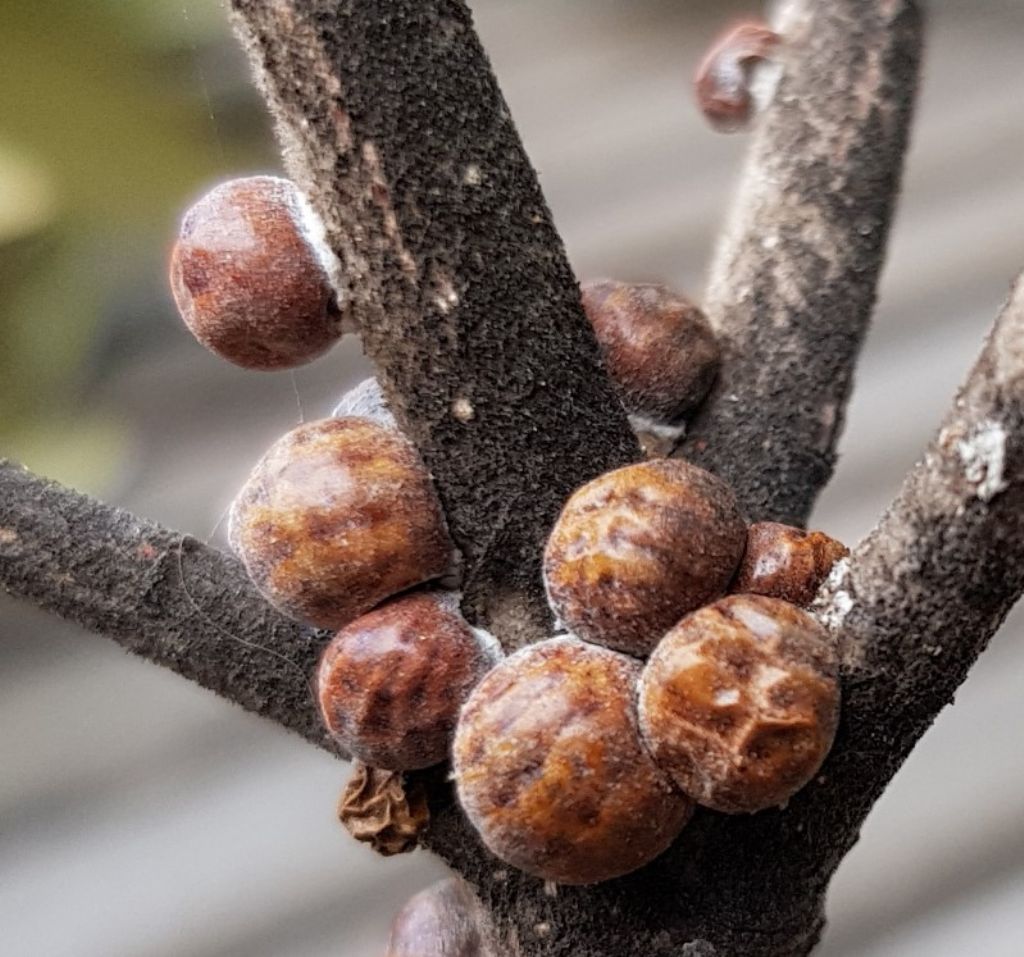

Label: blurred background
[2,1,1024,954]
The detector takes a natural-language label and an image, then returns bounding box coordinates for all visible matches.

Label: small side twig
[683,0,923,525]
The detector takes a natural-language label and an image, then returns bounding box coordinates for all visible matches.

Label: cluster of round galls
[170,176,508,770]
[169,175,846,895]
[452,457,846,885]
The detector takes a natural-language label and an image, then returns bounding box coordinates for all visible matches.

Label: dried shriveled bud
[229,418,452,630]
[453,637,693,885]
[386,878,493,957]
[695,20,780,133]
[543,459,746,657]
[731,522,849,606]
[170,176,343,369]
[581,280,720,423]
[639,595,839,814]
[338,763,429,856]
[317,592,500,770]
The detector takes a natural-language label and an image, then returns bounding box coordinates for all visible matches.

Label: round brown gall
[317,592,500,770]
[170,176,342,370]
[639,594,839,814]
[453,637,693,885]
[543,459,746,657]
[580,280,720,423]
[731,522,849,606]
[229,417,452,629]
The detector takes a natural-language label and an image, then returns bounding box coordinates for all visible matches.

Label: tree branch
[228,0,639,644]
[682,0,923,525]
[805,271,1024,860]
[0,460,340,757]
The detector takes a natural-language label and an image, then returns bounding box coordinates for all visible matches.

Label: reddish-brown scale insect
[453,636,693,885]
[170,175,343,369]
[639,594,840,814]
[544,459,746,657]
[731,521,849,606]
[229,417,452,630]
[695,20,781,133]
[317,592,500,770]
[581,279,721,425]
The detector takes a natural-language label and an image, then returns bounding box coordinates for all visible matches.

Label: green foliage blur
[0,1,274,491]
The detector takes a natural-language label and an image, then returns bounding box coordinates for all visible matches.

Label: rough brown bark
[0,460,339,756]
[808,274,1024,849]
[682,0,922,526]
[229,0,640,646]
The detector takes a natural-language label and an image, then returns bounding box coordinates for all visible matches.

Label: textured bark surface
[682,0,923,526]
[230,0,640,645]
[809,275,1024,846]
[0,460,338,756]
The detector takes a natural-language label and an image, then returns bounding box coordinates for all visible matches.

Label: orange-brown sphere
[170,176,342,369]
[639,595,839,814]
[543,459,746,657]
[731,522,848,607]
[317,593,500,770]
[453,637,693,885]
[229,418,452,630]
[581,280,720,422]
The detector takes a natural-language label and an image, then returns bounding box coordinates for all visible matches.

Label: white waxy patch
[463,163,483,186]
[818,557,853,631]
[452,396,475,423]
[771,0,811,33]
[331,377,398,430]
[291,180,346,309]
[628,414,686,443]
[432,273,460,314]
[749,57,784,117]
[471,625,504,666]
[955,418,1009,502]
[714,688,741,707]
